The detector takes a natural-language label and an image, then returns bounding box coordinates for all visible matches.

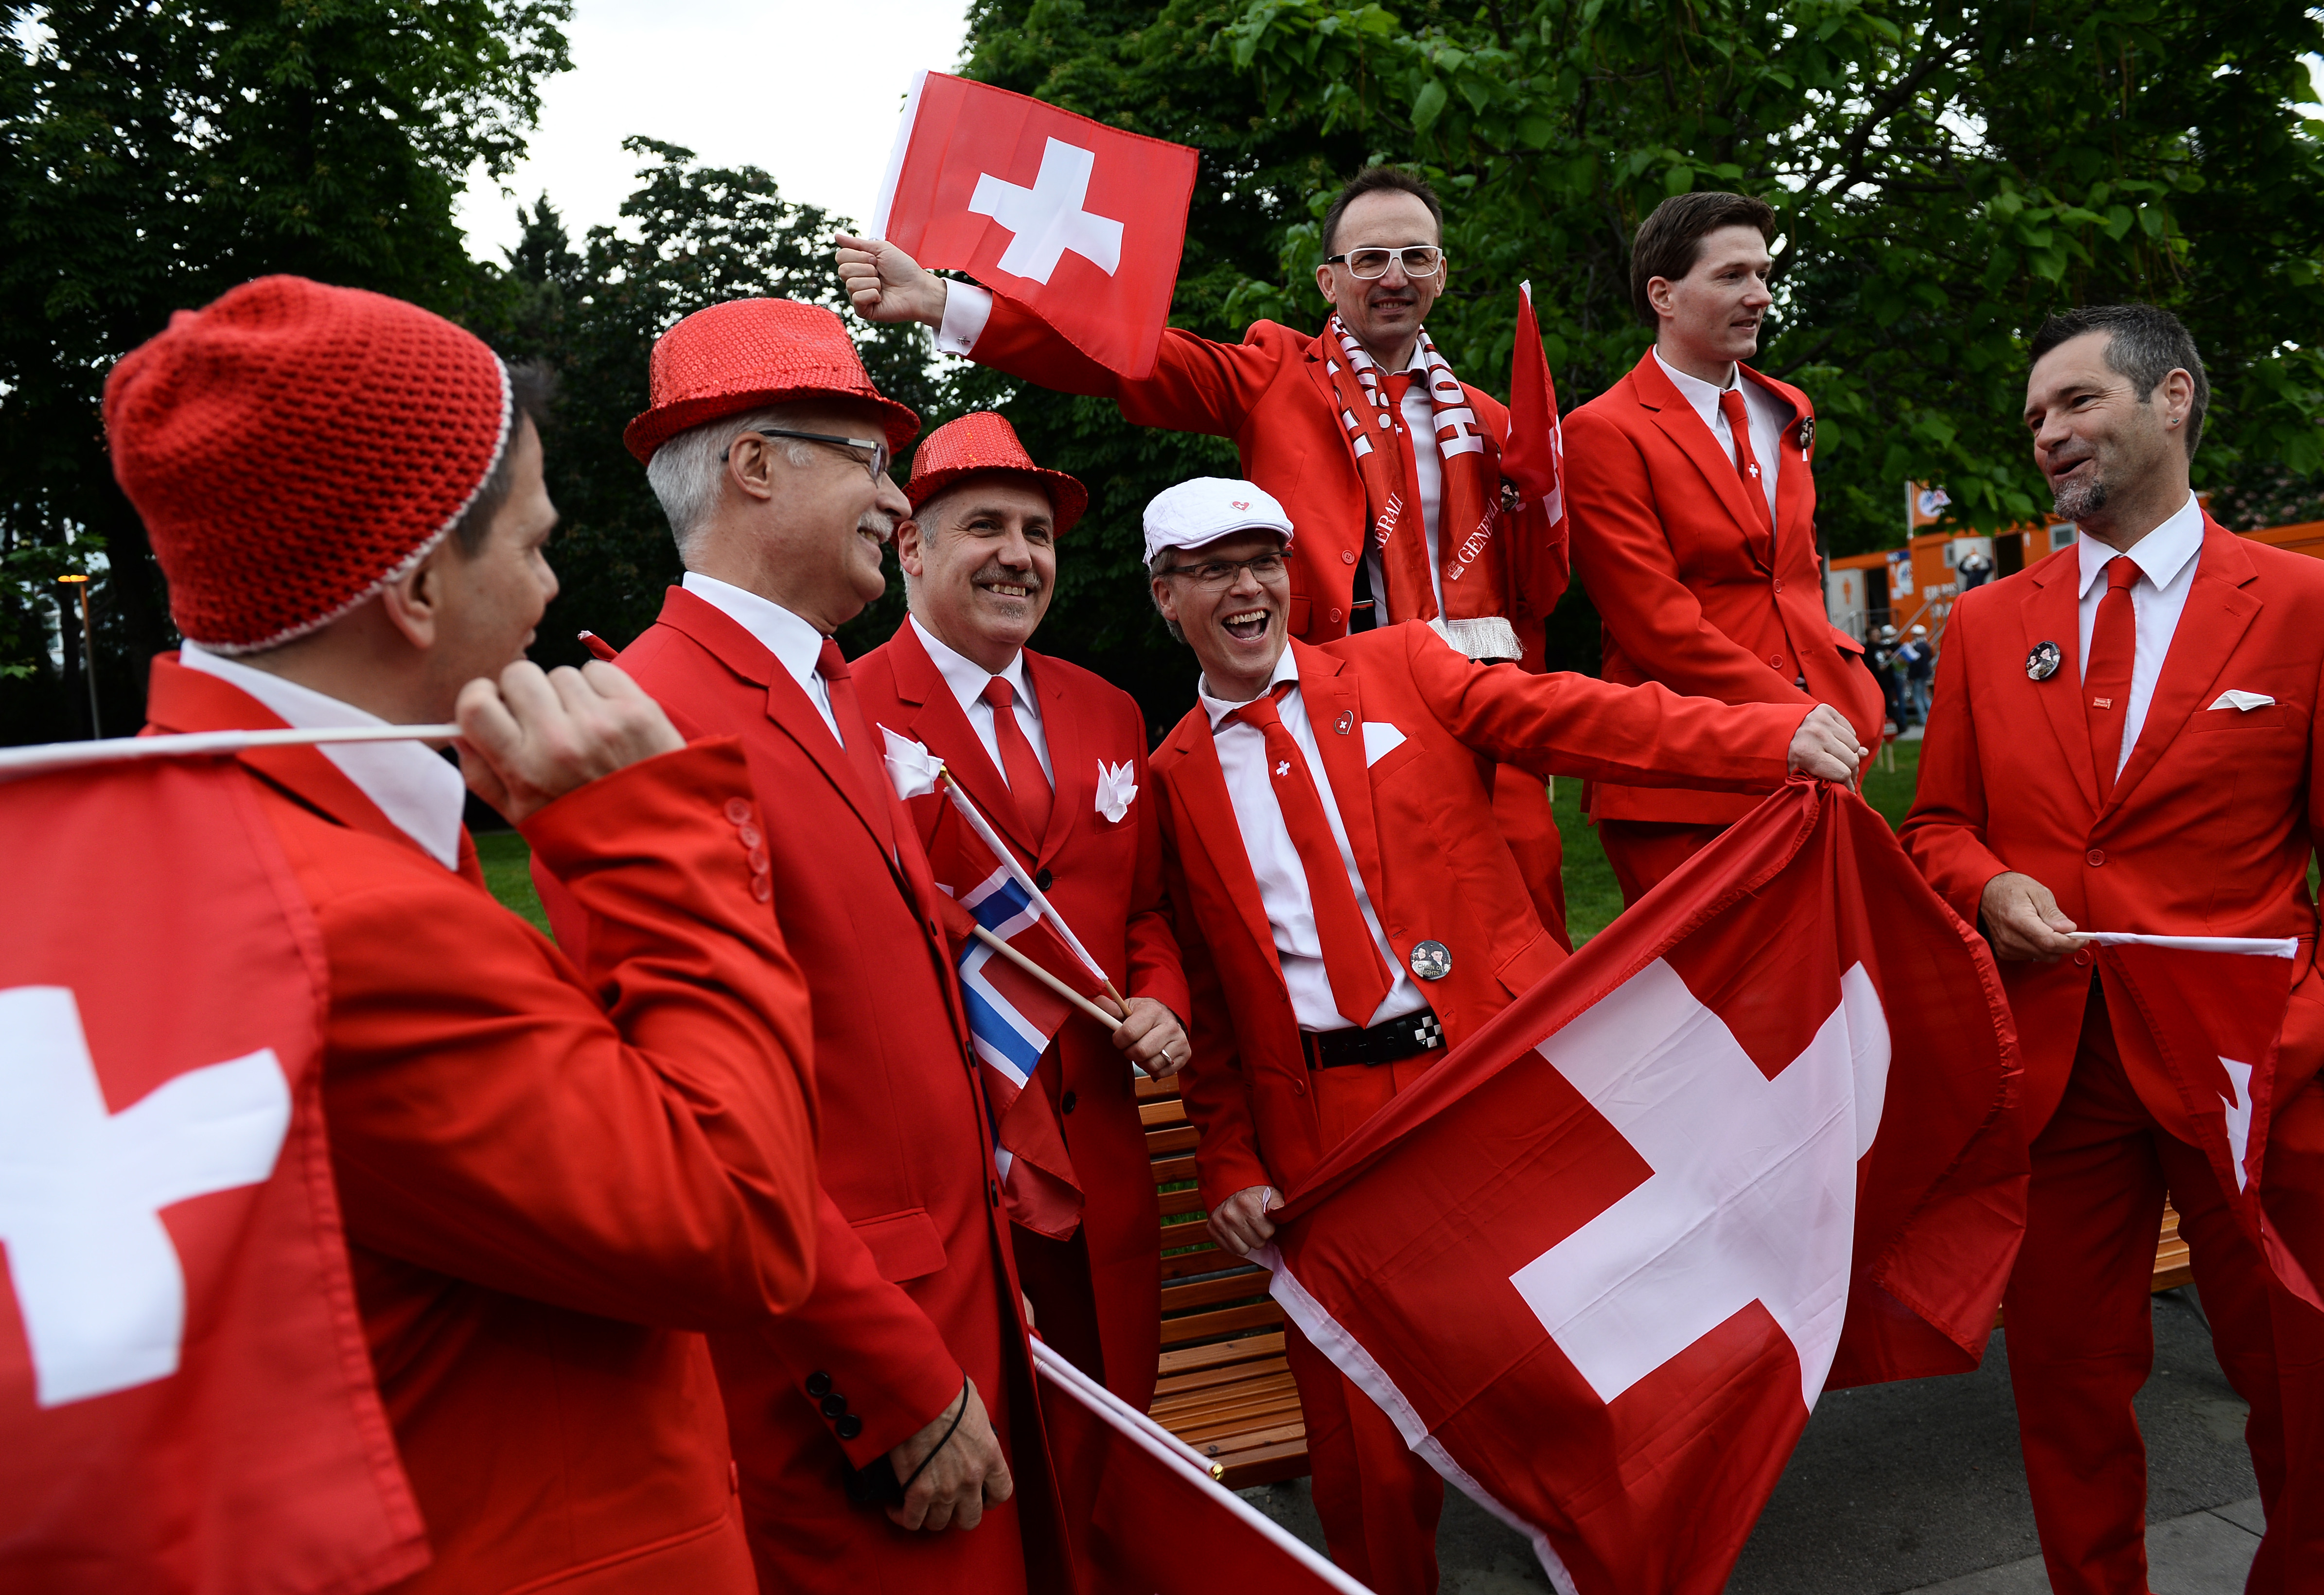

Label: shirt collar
[910,614,1034,720]
[2075,494,2204,598]
[178,643,467,870]
[1199,645,1300,729]
[683,571,827,685]
[1655,346,1740,403]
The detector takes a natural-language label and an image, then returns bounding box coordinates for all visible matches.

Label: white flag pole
[970,925,1123,1029]
[0,723,461,780]
[937,769,1126,1007]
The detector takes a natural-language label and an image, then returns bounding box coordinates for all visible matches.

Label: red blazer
[1151,626,1805,1207]
[853,622,1190,1410]
[577,587,1067,1594]
[145,657,819,1595]
[1900,519,2324,1134]
[1566,349,1886,824]
[966,296,1569,659]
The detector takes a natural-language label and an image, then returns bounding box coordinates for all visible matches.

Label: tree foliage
[1,0,570,739]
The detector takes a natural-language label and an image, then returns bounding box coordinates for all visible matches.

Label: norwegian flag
[1500,281,1572,638]
[883,729,1111,1241]
[2090,933,2324,1309]
[1254,780,2027,1595]
[873,70,1197,378]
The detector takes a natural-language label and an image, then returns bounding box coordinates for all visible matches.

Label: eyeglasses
[1156,551,1288,588]
[1321,245,1444,280]
[726,428,890,482]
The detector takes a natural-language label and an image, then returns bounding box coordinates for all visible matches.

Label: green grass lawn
[475,830,548,930]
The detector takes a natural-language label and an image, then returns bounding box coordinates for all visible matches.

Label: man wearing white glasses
[840,165,1578,939]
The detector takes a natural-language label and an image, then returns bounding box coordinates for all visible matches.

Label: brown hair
[1321,167,1444,257]
[1629,192,1778,324]
[2029,303,2211,458]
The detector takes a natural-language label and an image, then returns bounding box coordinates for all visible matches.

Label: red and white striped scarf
[1321,314,1518,660]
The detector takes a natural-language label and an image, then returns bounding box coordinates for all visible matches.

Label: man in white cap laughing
[1140,476,1864,1595]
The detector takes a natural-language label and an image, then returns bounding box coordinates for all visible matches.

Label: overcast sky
[454,0,972,261]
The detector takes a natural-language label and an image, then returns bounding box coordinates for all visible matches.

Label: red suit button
[1328,608,1343,624]
[724,798,753,825]
[1773,578,1785,593]
[1770,655,1784,669]
[1340,549,1357,565]
[2073,948,2093,966]
[2086,849,2105,867]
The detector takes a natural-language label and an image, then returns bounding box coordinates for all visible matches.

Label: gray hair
[645,402,822,559]
[2028,304,2211,458]
[1148,548,1187,645]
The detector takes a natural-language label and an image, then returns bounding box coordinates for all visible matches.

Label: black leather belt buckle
[1306,1008,1444,1069]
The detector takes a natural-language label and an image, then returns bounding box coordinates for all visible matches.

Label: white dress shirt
[1655,348,1790,524]
[910,616,1052,784]
[2076,493,2204,778]
[179,642,467,870]
[1200,650,1427,1032]
[683,571,843,743]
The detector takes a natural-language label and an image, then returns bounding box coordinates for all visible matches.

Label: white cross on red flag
[1254,780,2028,1595]
[0,759,425,1594]
[874,70,1197,378]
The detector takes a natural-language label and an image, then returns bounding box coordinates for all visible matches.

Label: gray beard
[2050,471,2108,524]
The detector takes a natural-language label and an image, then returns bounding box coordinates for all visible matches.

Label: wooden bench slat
[1155,1358,1294,1403]
[1216,1440,1315,1490]
[1161,1300,1286,1345]
[1156,1332,1286,1377]
[1140,1099,1190,1129]
[1145,1125,1199,1156]
[1162,1272,1276,1314]
[1151,1153,1199,1186]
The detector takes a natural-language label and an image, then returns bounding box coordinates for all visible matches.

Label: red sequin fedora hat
[623,298,919,464]
[903,411,1088,537]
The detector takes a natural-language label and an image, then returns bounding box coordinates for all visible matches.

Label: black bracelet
[899,1378,971,1497]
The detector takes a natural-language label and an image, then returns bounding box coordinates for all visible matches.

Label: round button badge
[1408,939,1452,981]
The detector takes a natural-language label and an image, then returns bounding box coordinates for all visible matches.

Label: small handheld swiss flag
[874,71,1197,379]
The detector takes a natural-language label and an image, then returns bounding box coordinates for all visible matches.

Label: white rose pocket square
[1094,759,1139,824]
[1363,722,1407,766]
[2208,691,2276,712]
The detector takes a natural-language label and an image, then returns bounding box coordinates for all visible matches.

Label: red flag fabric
[1030,1339,1367,1595]
[0,759,426,1594]
[1500,281,1572,627]
[1256,780,2027,1595]
[874,70,1198,379]
[2091,933,2324,1310]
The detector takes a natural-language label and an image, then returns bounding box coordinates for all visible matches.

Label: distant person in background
[1869,622,1907,728]
[1904,623,1936,722]
[1563,191,1886,906]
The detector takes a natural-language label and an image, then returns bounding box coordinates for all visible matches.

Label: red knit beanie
[106,275,513,653]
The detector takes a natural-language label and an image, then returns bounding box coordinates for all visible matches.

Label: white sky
[455,0,972,261]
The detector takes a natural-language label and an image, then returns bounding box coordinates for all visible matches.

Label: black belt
[1303,1007,1444,1070]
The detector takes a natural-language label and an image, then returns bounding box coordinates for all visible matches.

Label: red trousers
[1283,1051,1446,1595]
[2005,988,2320,1595]
[1595,818,1726,909]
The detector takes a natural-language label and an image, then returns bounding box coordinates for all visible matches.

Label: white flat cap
[1143,477,1294,566]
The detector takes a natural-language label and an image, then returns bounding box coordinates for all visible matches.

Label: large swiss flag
[874,71,1197,378]
[0,758,426,1594]
[1256,780,2028,1595]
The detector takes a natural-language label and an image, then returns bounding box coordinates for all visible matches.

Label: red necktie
[1379,372,1440,623]
[2085,558,2140,800]
[1719,388,1775,558]
[816,639,897,856]
[1226,684,1392,1028]
[981,676,1053,842]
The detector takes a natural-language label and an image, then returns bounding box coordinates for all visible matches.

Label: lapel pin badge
[1408,939,1452,981]
[1795,416,1814,459]
[2026,640,2061,681]
[1334,710,1356,736]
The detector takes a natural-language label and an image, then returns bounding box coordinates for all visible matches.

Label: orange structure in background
[1825,483,2324,645]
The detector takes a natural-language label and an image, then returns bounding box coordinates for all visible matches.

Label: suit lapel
[1029,650,1083,869]
[1294,643,1390,920]
[2020,557,2100,811]
[1165,716,1285,986]
[1630,351,1766,558]
[2106,523,2262,816]
[888,623,1036,861]
[1745,364,1810,569]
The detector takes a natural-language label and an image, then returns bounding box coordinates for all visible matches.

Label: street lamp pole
[57,573,99,739]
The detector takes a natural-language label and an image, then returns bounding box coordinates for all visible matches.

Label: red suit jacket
[1566,350,1885,824]
[570,587,1067,1594]
[146,657,820,1595]
[853,622,1190,1410]
[1899,519,2324,1134]
[1150,626,1805,1207]
[962,296,1570,659]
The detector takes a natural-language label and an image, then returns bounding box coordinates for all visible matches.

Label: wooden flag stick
[0,723,462,780]
[970,925,1124,1030]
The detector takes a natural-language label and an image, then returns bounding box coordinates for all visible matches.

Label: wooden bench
[1138,1072,2200,1485]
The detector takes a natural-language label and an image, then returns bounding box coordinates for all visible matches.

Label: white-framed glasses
[1321,245,1444,280]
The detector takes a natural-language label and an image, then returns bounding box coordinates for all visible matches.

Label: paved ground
[1238,1288,2264,1593]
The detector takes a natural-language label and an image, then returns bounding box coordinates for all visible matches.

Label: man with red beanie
[571,301,1068,1593]
[106,274,823,1593]
[851,410,1190,1413]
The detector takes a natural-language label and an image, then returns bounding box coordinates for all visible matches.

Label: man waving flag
[1254,780,2027,1595]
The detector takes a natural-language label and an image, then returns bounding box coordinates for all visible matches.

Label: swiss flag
[0,758,426,1593]
[1256,780,2028,1595]
[1500,281,1573,642]
[2091,933,2324,1310]
[874,70,1197,378]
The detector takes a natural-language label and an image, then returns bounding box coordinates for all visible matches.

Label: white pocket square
[2208,691,2275,711]
[1094,759,1138,824]
[1362,722,1407,767]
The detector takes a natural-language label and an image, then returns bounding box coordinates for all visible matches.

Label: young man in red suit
[1901,305,2324,1595]
[851,412,1189,1413]
[1566,192,1887,904]
[112,276,822,1593]
[1140,476,1865,1595]
[836,167,1573,940]
[565,301,1067,1594]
